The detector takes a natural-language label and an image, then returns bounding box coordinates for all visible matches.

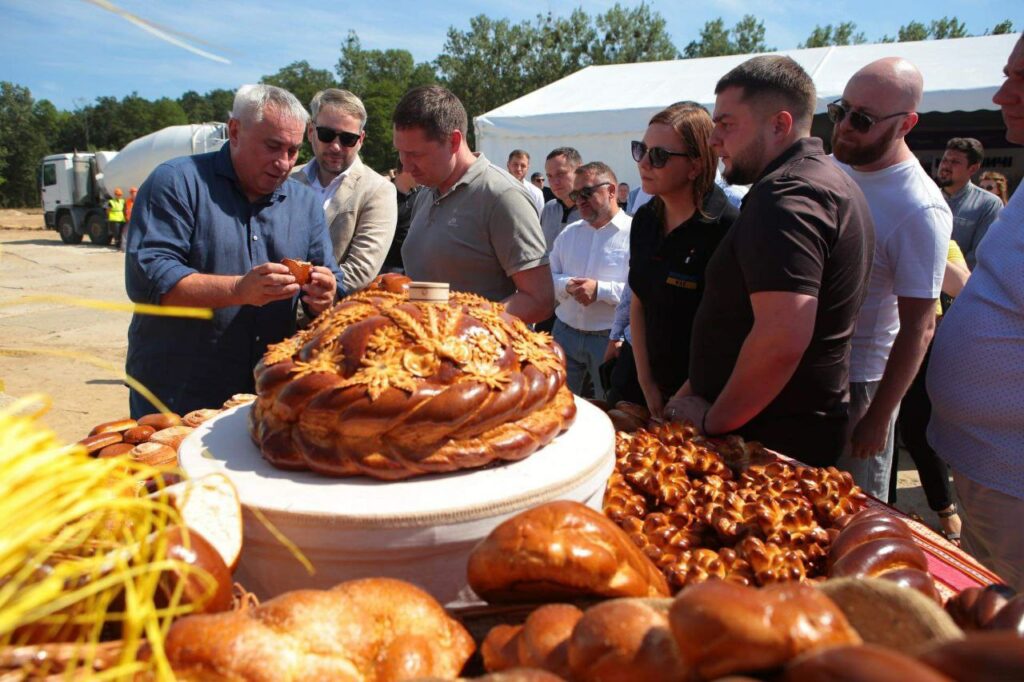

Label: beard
[723,133,767,185]
[831,123,899,167]
[935,175,954,188]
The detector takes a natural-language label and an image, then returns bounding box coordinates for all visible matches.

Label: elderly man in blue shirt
[125,84,343,418]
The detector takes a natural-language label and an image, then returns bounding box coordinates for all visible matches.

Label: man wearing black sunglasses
[292,88,397,292]
[672,56,874,468]
[830,59,952,503]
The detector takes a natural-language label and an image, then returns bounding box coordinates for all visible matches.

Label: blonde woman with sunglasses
[626,102,739,419]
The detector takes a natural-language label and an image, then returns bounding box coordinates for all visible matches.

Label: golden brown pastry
[468,501,670,603]
[667,580,862,679]
[481,604,583,678]
[149,425,195,452]
[78,430,124,455]
[165,577,475,681]
[123,424,156,444]
[89,418,137,436]
[250,290,576,479]
[97,442,135,458]
[137,412,182,430]
[281,258,312,285]
[567,599,686,682]
[827,509,938,602]
[944,584,1024,634]
[783,644,953,682]
[183,408,222,428]
[916,632,1024,681]
[128,441,178,466]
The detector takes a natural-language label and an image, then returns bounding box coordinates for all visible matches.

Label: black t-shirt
[384,185,420,269]
[628,184,737,396]
[689,138,875,464]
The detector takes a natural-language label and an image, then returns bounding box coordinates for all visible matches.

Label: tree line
[0,6,1014,207]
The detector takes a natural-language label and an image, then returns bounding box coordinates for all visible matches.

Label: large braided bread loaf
[249,289,576,480]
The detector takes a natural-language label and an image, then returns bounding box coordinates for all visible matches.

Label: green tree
[684,15,772,58]
[988,20,1014,35]
[684,18,732,58]
[260,60,337,110]
[801,22,867,48]
[438,4,678,147]
[178,88,234,123]
[930,16,969,39]
[590,2,679,64]
[335,31,436,170]
[0,82,54,206]
[897,21,930,42]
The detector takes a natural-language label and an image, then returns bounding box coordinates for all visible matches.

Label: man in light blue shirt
[936,137,1003,269]
[126,85,342,417]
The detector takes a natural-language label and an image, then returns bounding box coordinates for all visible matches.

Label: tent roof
[476,33,1018,138]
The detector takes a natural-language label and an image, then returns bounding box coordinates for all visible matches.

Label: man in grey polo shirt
[936,137,1003,269]
[393,85,554,323]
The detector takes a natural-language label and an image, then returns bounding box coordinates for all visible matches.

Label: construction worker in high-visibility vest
[108,187,126,250]
[121,187,137,252]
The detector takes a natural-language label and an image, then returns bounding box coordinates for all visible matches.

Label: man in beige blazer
[292,88,397,293]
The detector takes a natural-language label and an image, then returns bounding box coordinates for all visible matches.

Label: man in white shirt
[507,149,545,214]
[550,162,631,399]
[292,89,397,292]
[830,58,952,501]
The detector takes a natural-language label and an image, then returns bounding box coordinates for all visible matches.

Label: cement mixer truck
[40,123,227,245]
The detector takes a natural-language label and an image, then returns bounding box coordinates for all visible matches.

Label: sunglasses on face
[569,182,613,203]
[631,140,691,168]
[827,100,910,134]
[315,126,361,147]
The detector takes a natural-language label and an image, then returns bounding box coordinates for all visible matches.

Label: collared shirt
[629,185,737,395]
[550,209,631,331]
[521,178,545,215]
[945,181,1003,270]
[928,184,1024,499]
[305,159,348,211]
[610,285,632,345]
[540,198,580,253]
[689,137,875,463]
[125,144,342,416]
[401,153,547,301]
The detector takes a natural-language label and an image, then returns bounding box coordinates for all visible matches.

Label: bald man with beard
[829,58,952,501]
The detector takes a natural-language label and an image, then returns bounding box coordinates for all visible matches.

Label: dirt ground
[0,207,46,230]
[0,224,947,532]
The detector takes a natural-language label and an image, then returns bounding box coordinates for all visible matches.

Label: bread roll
[482,604,582,678]
[668,580,861,679]
[165,578,475,681]
[917,631,1024,681]
[149,425,194,452]
[129,441,178,467]
[138,412,182,430]
[79,431,123,455]
[159,525,233,614]
[97,442,135,458]
[468,501,670,603]
[165,474,243,572]
[783,643,952,682]
[828,509,938,602]
[568,599,686,682]
[183,409,221,428]
[89,418,137,436]
[123,424,156,444]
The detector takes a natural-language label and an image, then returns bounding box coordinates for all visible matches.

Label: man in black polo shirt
[669,56,874,467]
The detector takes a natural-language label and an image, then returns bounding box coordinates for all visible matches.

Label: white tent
[475,33,1019,188]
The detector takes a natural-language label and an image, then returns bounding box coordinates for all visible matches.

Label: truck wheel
[58,214,83,244]
[87,215,112,246]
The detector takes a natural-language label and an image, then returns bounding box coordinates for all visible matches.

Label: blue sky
[1,0,1018,111]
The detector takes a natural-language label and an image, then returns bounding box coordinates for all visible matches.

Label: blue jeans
[553,319,611,400]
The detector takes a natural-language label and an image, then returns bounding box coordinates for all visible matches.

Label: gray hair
[310,88,367,130]
[231,84,309,126]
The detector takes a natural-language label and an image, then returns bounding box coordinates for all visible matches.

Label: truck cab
[40,152,116,245]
